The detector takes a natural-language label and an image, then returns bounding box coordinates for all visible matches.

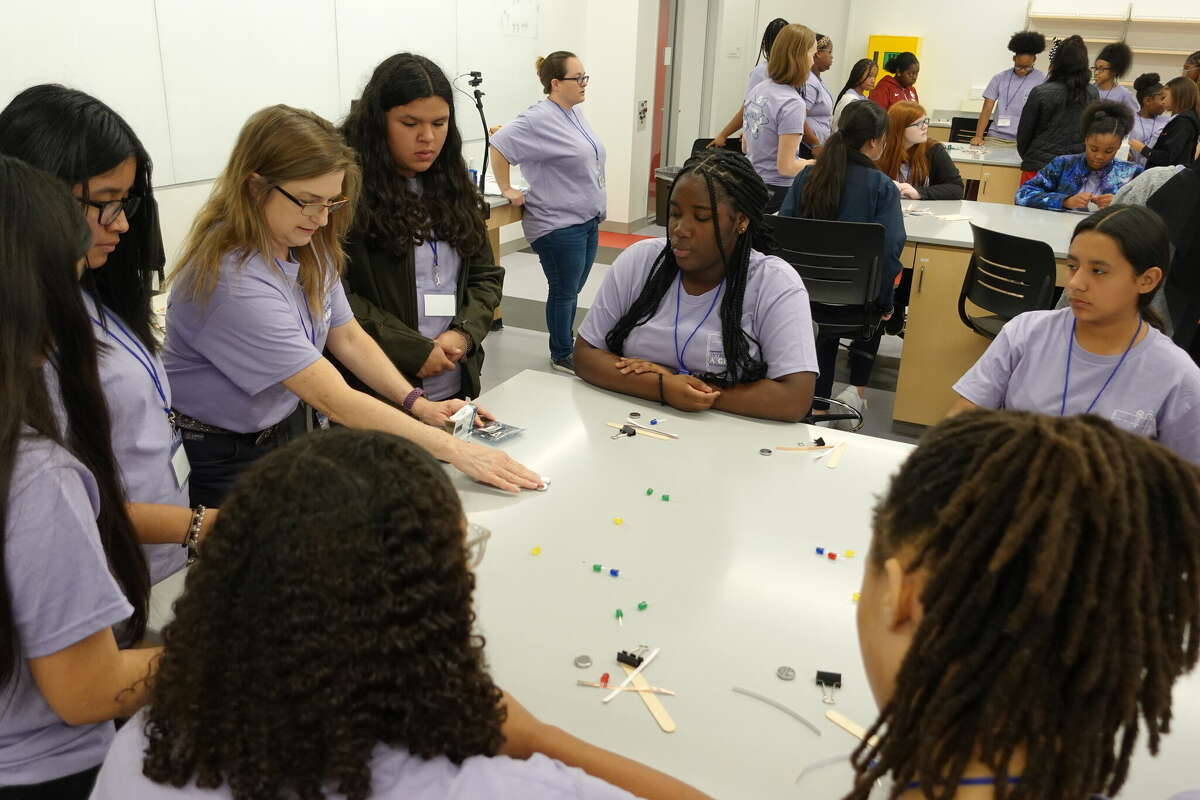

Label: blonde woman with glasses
[165,106,542,505]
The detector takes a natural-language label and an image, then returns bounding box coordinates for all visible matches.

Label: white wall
[671,0,711,163]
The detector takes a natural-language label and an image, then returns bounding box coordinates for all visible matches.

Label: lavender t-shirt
[982,67,1046,140]
[954,308,1200,464]
[91,712,641,799]
[579,239,819,379]
[2,431,132,786]
[1130,113,1173,166]
[83,294,188,584]
[413,238,464,401]
[491,99,607,243]
[803,71,835,144]
[165,251,353,433]
[744,79,808,187]
[746,62,769,96]
[1097,83,1140,116]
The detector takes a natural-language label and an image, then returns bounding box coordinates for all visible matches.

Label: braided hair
[845,410,1200,800]
[604,150,770,387]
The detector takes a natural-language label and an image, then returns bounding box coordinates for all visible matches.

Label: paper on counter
[936,214,972,221]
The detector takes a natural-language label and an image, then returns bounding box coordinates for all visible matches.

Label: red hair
[879,101,931,188]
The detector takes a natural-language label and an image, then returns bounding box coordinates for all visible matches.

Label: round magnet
[777,665,796,681]
[574,655,593,669]
[759,448,773,456]
[628,411,642,419]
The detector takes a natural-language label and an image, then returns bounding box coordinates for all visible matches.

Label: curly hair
[1007,30,1046,56]
[141,429,504,800]
[341,53,489,262]
[844,410,1200,800]
[1097,41,1133,78]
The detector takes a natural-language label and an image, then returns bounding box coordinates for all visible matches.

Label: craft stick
[774,445,835,452]
[826,441,848,470]
[606,422,674,441]
[621,662,677,732]
[825,710,879,747]
[622,419,680,439]
[577,681,676,696]
[731,686,820,736]
[602,647,660,703]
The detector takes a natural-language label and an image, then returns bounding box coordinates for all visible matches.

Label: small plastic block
[816,547,825,556]
[592,564,602,572]
[615,609,624,621]
[661,494,670,502]
[845,549,856,558]
[650,418,658,425]
[828,552,838,561]
[613,517,624,526]
[637,601,649,611]
[852,592,861,603]
[530,547,542,556]
[600,672,610,687]
[609,568,620,577]
[645,488,653,495]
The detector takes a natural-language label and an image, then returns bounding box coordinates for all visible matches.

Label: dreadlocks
[847,410,1200,800]
[604,149,771,387]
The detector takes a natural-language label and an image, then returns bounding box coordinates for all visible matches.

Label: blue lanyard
[429,240,439,267]
[88,306,170,415]
[1060,318,1142,416]
[672,276,724,375]
[1001,69,1031,114]
[553,102,600,163]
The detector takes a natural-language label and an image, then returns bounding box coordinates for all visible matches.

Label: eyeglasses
[559,75,590,87]
[273,185,350,218]
[1092,66,1112,73]
[79,196,141,227]
[907,118,930,128]
[466,522,491,568]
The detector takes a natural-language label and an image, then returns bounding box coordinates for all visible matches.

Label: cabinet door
[979,165,1022,205]
[893,245,991,426]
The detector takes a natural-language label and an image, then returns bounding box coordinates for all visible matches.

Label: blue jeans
[530,217,600,360]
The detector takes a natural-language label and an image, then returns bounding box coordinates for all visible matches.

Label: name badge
[424,294,457,317]
[597,168,606,189]
[316,411,331,430]
[705,332,727,372]
[997,117,1012,128]
[170,433,191,490]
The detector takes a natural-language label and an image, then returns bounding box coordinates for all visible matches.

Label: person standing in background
[971,31,1047,147]
[710,17,789,150]
[800,34,835,158]
[868,52,919,111]
[1130,76,1200,168]
[1092,42,1140,115]
[1129,73,1171,167]
[1185,50,1200,85]
[491,51,606,374]
[1017,35,1098,181]
[833,59,878,125]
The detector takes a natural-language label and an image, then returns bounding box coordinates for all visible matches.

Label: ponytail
[799,100,887,220]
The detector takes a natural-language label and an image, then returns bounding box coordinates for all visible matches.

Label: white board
[456,0,547,139]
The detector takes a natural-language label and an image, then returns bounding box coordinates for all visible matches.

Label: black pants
[813,329,884,410]
[0,765,100,800]
[765,183,790,214]
[182,428,290,508]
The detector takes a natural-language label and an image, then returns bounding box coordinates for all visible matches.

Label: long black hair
[341,54,489,261]
[758,18,789,62]
[798,100,888,220]
[0,156,149,691]
[605,150,769,387]
[1072,204,1170,331]
[1048,35,1092,105]
[0,84,164,354]
[836,58,876,106]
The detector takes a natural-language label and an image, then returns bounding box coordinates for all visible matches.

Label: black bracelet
[183,505,206,565]
[658,372,666,406]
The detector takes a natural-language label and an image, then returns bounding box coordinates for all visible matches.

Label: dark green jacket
[335,234,503,400]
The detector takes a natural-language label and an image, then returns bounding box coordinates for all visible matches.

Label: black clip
[816,670,842,705]
[617,649,645,668]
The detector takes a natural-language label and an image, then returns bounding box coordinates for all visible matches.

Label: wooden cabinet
[893,245,991,426]
[928,125,950,143]
[979,166,1022,205]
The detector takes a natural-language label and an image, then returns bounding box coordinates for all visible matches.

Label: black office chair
[950,116,987,143]
[691,137,742,157]
[958,223,1057,339]
[768,217,886,427]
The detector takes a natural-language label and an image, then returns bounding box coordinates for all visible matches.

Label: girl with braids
[1092,41,1140,115]
[1015,101,1141,210]
[0,155,159,797]
[710,17,789,150]
[90,428,710,800]
[574,149,817,422]
[971,31,1047,147]
[833,58,879,128]
[338,53,502,403]
[780,100,903,426]
[850,409,1200,800]
[952,204,1200,464]
[0,85,216,591]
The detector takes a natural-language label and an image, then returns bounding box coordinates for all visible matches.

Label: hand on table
[1063,192,1093,210]
[413,398,495,429]
[969,135,985,147]
[449,440,543,493]
[501,187,526,207]
[663,373,720,412]
[1092,193,1115,209]
[614,357,671,376]
[896,182,921,200]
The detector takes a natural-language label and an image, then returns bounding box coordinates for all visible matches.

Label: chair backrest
[950,116,986,143]
[767,216,886,335]
[691,137,742,157]
[961,223,1057,321]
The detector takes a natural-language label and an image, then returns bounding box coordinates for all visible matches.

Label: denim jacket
[1015,154,1143,210]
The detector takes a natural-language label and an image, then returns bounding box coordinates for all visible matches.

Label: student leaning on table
[89,429,711,800]
[573,149,818,423]
[970,30,1047,147]
[164,105,541,506]
[846,409,1200,799]
[950,205,1200,465]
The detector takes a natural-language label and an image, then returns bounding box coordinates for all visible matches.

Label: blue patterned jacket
[1014,154,1143,210]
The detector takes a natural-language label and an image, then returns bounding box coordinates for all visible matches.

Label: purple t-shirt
[746,62,769,96]
[164,251,353,433]
[744,79,808,187]
[578,238,819,379]
[83,294,188,584]
[1131,113,1173,166]
[413,238,464,401]
[491,99,607,243]
[954,308,1200,464]
[91,712,641,799]
[982,67,1046,140]
[803,71,835,144]
[2,431,132,785]
[1096,83,1140,116]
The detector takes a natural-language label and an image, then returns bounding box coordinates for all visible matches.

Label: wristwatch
[402,387,426,413]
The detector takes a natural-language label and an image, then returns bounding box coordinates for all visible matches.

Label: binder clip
[617,645,650,668]
[816,670,842,705]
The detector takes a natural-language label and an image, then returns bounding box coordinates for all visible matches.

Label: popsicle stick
[774,445,835,452]
[825,710,879,747]
[606,422,673,441]
[602,647,660,702]
[577,680,676,696]
[826,441,848,469]
[621,663,677,732]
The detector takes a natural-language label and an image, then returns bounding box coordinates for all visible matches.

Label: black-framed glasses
[560,75,590,87]
[1092,65,1112,73]
[907,117,931,128]
[273,185,349,218]
[79,196,141,227]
